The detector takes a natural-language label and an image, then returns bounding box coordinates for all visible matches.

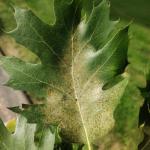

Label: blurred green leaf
[0,115,55,150]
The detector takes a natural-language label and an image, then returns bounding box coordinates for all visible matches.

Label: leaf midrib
[71,35,92,150]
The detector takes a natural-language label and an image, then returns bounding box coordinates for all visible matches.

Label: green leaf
[0,0,130,149]
[81,0,118,50]
[9,104,46,124]
[0,57,50,98]
[82,0,101,18]
[25,0,55,25]
[0,115,55,150]
[113,82,143,149]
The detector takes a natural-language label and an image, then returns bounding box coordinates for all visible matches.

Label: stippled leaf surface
[0,0,129,149]
[0,116,55,150]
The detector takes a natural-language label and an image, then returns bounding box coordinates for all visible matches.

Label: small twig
[23,91,33,104]
[0,47,5,56]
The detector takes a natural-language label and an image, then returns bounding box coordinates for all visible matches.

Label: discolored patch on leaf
[0,0,130,148]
